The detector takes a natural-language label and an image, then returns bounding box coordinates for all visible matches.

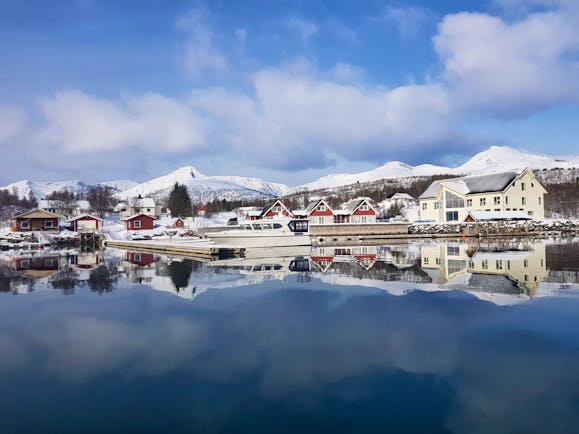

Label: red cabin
[125,252,156,267]
[12,209,60,232]
[175,218,185,227]
[123,214,156,231]
[68,214,103,231]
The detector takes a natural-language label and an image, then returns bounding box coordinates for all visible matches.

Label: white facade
[419,169,546,222]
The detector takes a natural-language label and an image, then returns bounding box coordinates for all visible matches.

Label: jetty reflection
[0,239,577,303]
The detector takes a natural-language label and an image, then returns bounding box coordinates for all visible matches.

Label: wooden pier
[103,239,245,261]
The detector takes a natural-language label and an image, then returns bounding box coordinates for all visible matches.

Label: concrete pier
[104,239,245,260]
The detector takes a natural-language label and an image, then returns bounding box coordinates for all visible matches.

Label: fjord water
[0,239,578,433]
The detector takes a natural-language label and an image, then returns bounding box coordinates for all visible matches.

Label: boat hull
[207,233,311,247]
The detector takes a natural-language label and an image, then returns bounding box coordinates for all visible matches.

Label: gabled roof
[260,199,290,216]
[67,213,104,223]
[12,208,62,220]
[122,213,157,221]
[305,199,333,216]
[127,197,156,208]
[342,197,376,215]
[419,170,521,199]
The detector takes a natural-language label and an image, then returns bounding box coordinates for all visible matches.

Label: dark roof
[260,200,288,216]
[305,199,332,215]
[420,170,519,199]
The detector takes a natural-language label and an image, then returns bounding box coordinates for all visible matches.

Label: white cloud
[434,7,579,116]
[176,8,227,79]
[285,16,319,44]
[37,90,207,154]
[383,5,436,40]
[0,106,26,145]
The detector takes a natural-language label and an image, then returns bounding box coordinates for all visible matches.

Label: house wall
[73,217,100,231]
[15,217,59,232]
[125,216,154,230]
[419,170,546,222]
[308,205,334,225]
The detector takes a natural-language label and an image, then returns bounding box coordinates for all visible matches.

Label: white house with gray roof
[418,168,546,222]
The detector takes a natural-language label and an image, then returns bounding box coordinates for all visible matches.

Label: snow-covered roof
[67,213,103,222]
[128,197,155,208]
[13,208,62,219]
[76,200,91,211]
[341,197,375,214]
[391,193,415,200]
[122,213,157,221]
[113,202,127,212]
[419,170,520,199]
[305,199,333,215]
[466,211,532,222]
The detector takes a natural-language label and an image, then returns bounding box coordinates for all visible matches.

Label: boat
[206,219,311,247]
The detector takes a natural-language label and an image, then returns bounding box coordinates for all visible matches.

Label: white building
[115,196,162,220]
[418,168,546,222]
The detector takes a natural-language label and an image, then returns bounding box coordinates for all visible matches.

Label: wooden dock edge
[103,240,245,260]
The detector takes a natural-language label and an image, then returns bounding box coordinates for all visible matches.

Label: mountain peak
[171,166,205,179]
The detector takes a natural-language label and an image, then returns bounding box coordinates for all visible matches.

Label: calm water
[1,238,578,434]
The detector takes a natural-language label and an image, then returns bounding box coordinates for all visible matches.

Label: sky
[1,0,579,186]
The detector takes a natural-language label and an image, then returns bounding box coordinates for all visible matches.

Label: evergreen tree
[167,182,192,217]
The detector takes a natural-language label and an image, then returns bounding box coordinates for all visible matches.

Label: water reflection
[0,239,577,303]
[0,240,578,433]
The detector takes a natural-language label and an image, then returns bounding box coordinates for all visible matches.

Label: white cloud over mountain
[6,1,579,180]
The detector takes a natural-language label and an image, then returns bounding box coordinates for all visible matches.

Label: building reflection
[420,241,548,296]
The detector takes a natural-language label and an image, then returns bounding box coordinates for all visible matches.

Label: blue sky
[1,0,578,186]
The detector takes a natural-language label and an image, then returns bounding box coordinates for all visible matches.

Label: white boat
[206,219,311,247]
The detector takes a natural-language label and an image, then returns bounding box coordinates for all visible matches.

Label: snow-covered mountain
[1,179,91,200]
[116,166,290,203]
[293,146,579,192]
[2,146,578,203]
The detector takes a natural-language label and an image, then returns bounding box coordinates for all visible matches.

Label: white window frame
[134,220,142,229]
[21,220,30,229]
[44,220,54,229]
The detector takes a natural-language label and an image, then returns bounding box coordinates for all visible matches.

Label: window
[434,202,440,209]
[44,220,54,229]
[468,260,475,268]
[506,208,511,211]
[496,260,503,270]
[445,211,459,221]
[528,211,533,216]
[480,198,486,206]
[524,274,528,281]
[21,259,30,269]
[317,205,326,211]
[482,260,488,270]
[466,199,472,207]
[147,208,151,212]
[422,257,429,265]
[318,217,325,224]
[447,246,459,256]
[422,203,427,210]
[531,182,534,188]
[435,258,441,265]
[507,261,511,270]
[495,208,500,211]
[505,196,509,205]
[445,191,464,208]
[134,220,142,229]
[134,254,141,262]
[524,259,528,268]
[360,204,369,211]
[521,182,526,191]
[539,197,542,205]
[494,196,501,205]
[21,221,30,229]
[522,197,526,205]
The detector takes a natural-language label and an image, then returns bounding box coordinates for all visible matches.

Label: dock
[103,239,245,260]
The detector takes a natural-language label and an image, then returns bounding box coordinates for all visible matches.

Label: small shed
[68,214,103,231]
[464,211,532,222]
[12,209,61,232]
[122,213,156,231]
[174,218,185,228]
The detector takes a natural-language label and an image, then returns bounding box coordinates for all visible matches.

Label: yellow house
[418,168,546,222]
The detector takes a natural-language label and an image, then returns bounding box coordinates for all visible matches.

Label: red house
[260,200,292,219]
[11,255,60,278]
[125,251,156,267]
[122,213,156,230]
[12,209,60,232]
[174,218,185,227]
[304,199,334,225]
[68,214,103,231]
[340,198,377,224]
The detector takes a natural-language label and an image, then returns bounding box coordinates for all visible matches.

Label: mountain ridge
[2,146,578,203]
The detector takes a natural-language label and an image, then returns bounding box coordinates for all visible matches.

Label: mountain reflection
[0,239,577,303]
